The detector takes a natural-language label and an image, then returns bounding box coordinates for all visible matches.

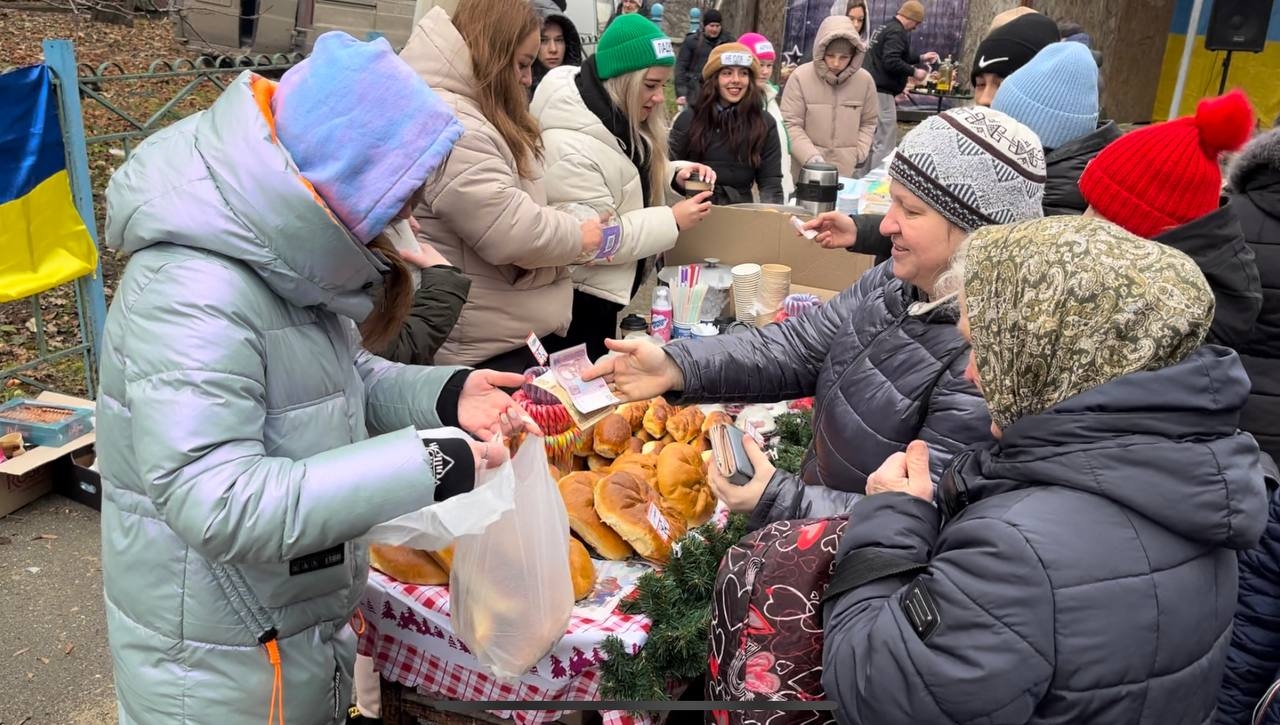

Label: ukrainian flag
[0,65,98,302]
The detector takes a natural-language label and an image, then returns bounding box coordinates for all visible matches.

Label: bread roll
[593,414,632,459]
[643,398,675,438]
[588,454,612,472]
[574,425,596,457]
[656,443,716,527]
[569,537,595,600]
[637,430,654,443]
[548,463,564,482]
[616,401,649,434]
[702,410,734,437]
[666,407,706,444]
[594,471,687,564]
[642,440,667,456]
[626,437,645,454]
[609,451,658,481]
[427,545,455,574]
[369,545,449,585]
[559,472,634,560]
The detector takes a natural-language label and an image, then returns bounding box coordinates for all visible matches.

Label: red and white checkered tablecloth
[357,570,654,725]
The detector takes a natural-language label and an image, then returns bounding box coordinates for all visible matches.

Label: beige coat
[401,7,581,366]
[780,15,879,179]
[532,66,680,306]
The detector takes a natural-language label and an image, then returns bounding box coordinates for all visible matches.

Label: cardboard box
[0,392,95,518]
[58,444,102,512]
[665,206,877,298]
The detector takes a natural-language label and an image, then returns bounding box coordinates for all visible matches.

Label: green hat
[595,14,675,80]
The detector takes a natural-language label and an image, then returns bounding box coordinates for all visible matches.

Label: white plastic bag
[450,435,574,679]
[359,427,515,551]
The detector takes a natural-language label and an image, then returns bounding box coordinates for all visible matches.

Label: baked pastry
[369,545,449,585]
[637,430,654,443]
[559,472,634,560]
[573,424,596,457]
[626,437,645,454]
[594,471,687,564]
[702,410,734,437]
[642,440,667,456]
[588,454,612,472]
[569,537,595,600]
[643,398,675,438]
[609,451,658,482]
[666,407,706,444]
[593,413,632,459]
[616,401,649,434]
[427,545,455,574]
[548,463,564,482]
[656,443,716,527]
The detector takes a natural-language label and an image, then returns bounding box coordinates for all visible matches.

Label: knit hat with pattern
[595,13,675,80]
[702,42,761,80]
[1079,90,1255,239]
[992,41,1099,150]
[889,106,1047,232]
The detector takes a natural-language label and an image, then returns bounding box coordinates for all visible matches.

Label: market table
[357,570,656,725]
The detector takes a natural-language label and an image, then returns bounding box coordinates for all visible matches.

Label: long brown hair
[358,234,415,352]
[452,0,543,179]
[687,71,770,168]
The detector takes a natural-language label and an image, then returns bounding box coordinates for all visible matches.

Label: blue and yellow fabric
[1153,0,1280,127]
[0,64,98,302]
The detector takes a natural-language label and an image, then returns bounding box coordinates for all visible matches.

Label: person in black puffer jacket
[674,9,731,109]
[1081,90,1262,350]
[992,41,1120,215]
[824,216,1266,725]
[1225,126,1280,463]
[531,0,583,95]
[668,43,783,205]
[586,106,1045,530]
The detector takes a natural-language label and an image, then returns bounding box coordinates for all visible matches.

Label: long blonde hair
[604,70,670,206]
[452,0,543,179]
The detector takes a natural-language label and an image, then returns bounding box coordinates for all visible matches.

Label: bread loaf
[594,471,687,564]
[643,398,675,438]
[593,413,632,459]
[656,442,716,527]
[569,538,595,600]
[558,472,634,560]
[666,407,706,444]
[616,401,649,433]
[369,545,449,585]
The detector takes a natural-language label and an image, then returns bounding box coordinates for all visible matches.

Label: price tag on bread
[646,502,673,543]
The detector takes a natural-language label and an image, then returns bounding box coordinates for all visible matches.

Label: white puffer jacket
[532,65,681,305]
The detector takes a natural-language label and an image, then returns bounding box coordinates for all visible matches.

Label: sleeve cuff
[435,369,471,428]
[424,437,475,501]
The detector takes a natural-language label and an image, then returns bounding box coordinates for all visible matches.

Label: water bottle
[650,286,673,342]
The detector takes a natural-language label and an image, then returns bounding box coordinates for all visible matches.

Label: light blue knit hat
[992,41,1099,151]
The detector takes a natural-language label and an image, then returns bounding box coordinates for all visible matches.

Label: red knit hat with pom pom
[1079,90,1255,239]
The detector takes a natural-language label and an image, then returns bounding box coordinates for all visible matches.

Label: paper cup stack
[731,263,762,322]
[756,264,793,327]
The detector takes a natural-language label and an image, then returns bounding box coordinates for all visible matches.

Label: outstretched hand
[457,370,542,442]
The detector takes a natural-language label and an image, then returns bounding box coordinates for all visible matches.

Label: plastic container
[0,398,94,448]
[672,322,693,340]
[651,286,674,342]
[657,258,733,321]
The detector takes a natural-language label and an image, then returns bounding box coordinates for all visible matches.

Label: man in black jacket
[863,0,937,171]
[675,8,730,109]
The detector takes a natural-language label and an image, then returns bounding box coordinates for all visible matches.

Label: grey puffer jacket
[98,73,467,724]
[823,345,1268,725]
[664,262,991,530]
[1042,120,1121,216]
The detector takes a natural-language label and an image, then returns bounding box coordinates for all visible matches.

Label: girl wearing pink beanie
[739,32,794,200]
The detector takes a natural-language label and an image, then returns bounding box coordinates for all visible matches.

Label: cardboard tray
[0,392,96,518]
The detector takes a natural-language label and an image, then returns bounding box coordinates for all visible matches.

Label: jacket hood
[104,71,388,321]
[813,15,866,85]
[400,7,475,103]
[970,346,1267,550]
[1229,127,1280,217]
[1044,120,1120,161]
[531,65,614,150]
[532,0,583,86]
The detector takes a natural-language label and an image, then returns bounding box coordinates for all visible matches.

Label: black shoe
[347,705,384,724]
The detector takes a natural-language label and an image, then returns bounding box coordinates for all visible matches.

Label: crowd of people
[87,0,1280,723]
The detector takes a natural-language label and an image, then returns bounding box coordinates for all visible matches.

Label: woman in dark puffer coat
[586,106,1045,530]
[825,216,1267,725]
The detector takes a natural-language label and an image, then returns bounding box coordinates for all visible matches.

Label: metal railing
[0,40,303,399]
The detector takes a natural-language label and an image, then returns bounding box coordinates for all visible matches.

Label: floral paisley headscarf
[960,216,1214,430]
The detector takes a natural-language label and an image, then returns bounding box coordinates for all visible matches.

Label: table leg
[937,95,944,114]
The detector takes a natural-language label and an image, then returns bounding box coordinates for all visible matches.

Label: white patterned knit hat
[888,106,1046,232]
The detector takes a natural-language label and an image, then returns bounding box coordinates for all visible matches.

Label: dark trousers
[543,290,625,362]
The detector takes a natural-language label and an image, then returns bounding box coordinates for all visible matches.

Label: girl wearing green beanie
[532,14,716,358]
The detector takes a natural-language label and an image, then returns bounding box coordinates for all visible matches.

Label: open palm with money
[581,338,685,402]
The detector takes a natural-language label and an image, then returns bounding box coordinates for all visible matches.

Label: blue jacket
[823,346,1268,725]
[1218,483,1280,725]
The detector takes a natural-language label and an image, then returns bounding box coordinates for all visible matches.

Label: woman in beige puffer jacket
[780,15,879,179]
[401,0,600,370]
